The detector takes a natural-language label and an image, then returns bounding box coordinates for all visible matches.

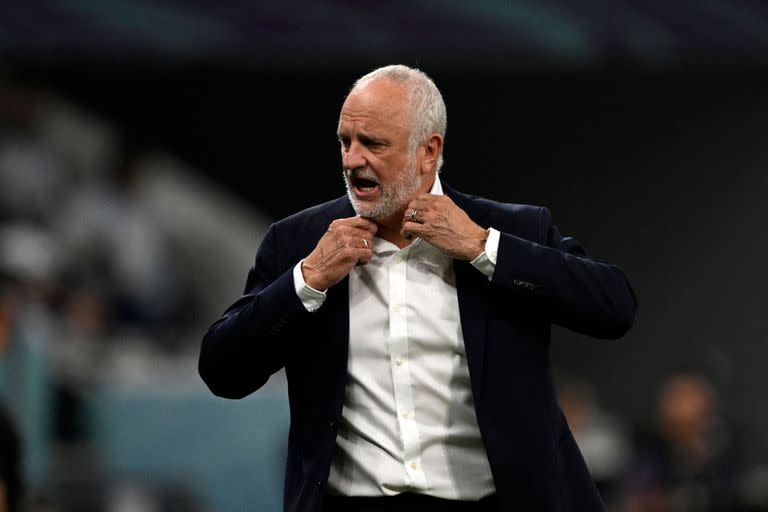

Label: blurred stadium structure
[1,2,768,511]
[2,1,768,65]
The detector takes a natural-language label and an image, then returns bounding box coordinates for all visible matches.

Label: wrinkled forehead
[339,79,412,130]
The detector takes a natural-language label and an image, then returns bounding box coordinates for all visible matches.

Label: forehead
[338,79,411,136]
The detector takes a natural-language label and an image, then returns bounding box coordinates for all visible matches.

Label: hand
[302,216,377,290]
[401,194,487,260]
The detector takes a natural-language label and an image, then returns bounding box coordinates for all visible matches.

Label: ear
[420,134,443,174]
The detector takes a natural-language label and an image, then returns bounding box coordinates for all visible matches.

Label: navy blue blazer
[199,183,637,512]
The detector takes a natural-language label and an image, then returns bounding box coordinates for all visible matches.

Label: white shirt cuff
[293,260,327,312]
[470,228,500,280]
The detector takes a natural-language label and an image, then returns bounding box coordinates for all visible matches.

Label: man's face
[338,79,429,221]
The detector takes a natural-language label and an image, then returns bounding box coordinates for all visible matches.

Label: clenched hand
[401,194,487,260]
[302,216,378,290]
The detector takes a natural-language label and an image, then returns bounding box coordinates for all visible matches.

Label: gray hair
[352,65,447,172]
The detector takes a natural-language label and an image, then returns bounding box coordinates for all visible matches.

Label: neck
[374,207,411,248]
[369,172,437,248]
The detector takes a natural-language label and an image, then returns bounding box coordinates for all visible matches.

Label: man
[199,65,636,512]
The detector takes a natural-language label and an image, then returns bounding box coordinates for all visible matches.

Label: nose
[343,140,367,171]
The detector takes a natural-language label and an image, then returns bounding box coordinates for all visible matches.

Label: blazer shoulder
[462,193,549,243]
[274,195,352,231]
[461,192,545,222]
[250,196,351,277]
[484,197,544,217]
[445,183,542,221]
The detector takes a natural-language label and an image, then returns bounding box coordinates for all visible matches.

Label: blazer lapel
[443,183,492,405]
[317,196,355,413]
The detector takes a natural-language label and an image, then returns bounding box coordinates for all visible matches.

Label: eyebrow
[359,134,387,146]
[336,129,389,147]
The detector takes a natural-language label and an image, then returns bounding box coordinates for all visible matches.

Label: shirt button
[410,462,418,470]
[393,355,404,366]
[401,410,411,419]
[392,304,402,312]
[394,255,404,264]
[490,250,497,259]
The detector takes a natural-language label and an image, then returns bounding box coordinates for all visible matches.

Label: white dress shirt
[293,177,501,499]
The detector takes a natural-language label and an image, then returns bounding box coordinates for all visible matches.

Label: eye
[338,136,350,150]
[359,135,383,149]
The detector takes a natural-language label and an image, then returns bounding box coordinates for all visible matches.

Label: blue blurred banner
[2,0,767,64]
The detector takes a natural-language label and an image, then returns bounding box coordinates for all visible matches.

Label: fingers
[402,194,452,225]
[336,227,374,249]
[400,220,428,241]
[402,201,430,225]
[330,217,376,244]
[329,216,378,235]
[323,218,375,265]
[407,193,444,211]
[403,207,422,225]
[304,217,377,289]
[355,247,374,265]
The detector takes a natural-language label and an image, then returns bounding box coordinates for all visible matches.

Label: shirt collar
[429,173,444,196]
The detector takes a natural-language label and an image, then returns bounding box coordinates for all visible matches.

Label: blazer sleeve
[198,223,309,399]
[491,207,637,339]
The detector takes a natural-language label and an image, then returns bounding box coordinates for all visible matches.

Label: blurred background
[1,1,767,511]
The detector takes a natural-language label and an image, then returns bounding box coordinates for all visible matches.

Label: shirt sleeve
[292,259,327,312]
[469,228,500,280]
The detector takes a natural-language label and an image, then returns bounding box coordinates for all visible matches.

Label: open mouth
[350,172,381,197]
[354,177,379,192]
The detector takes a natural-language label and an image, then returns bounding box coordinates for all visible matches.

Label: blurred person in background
[0,83,66,226]
[558,377,631,509]
[56,149,185,347]
[0,77,231,511]
[200,64,636,512]
[0,225,62,511]
[623,372,740,512]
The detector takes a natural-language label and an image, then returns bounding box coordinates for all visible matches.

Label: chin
[352,204,381,219]
[350,199,389,220]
